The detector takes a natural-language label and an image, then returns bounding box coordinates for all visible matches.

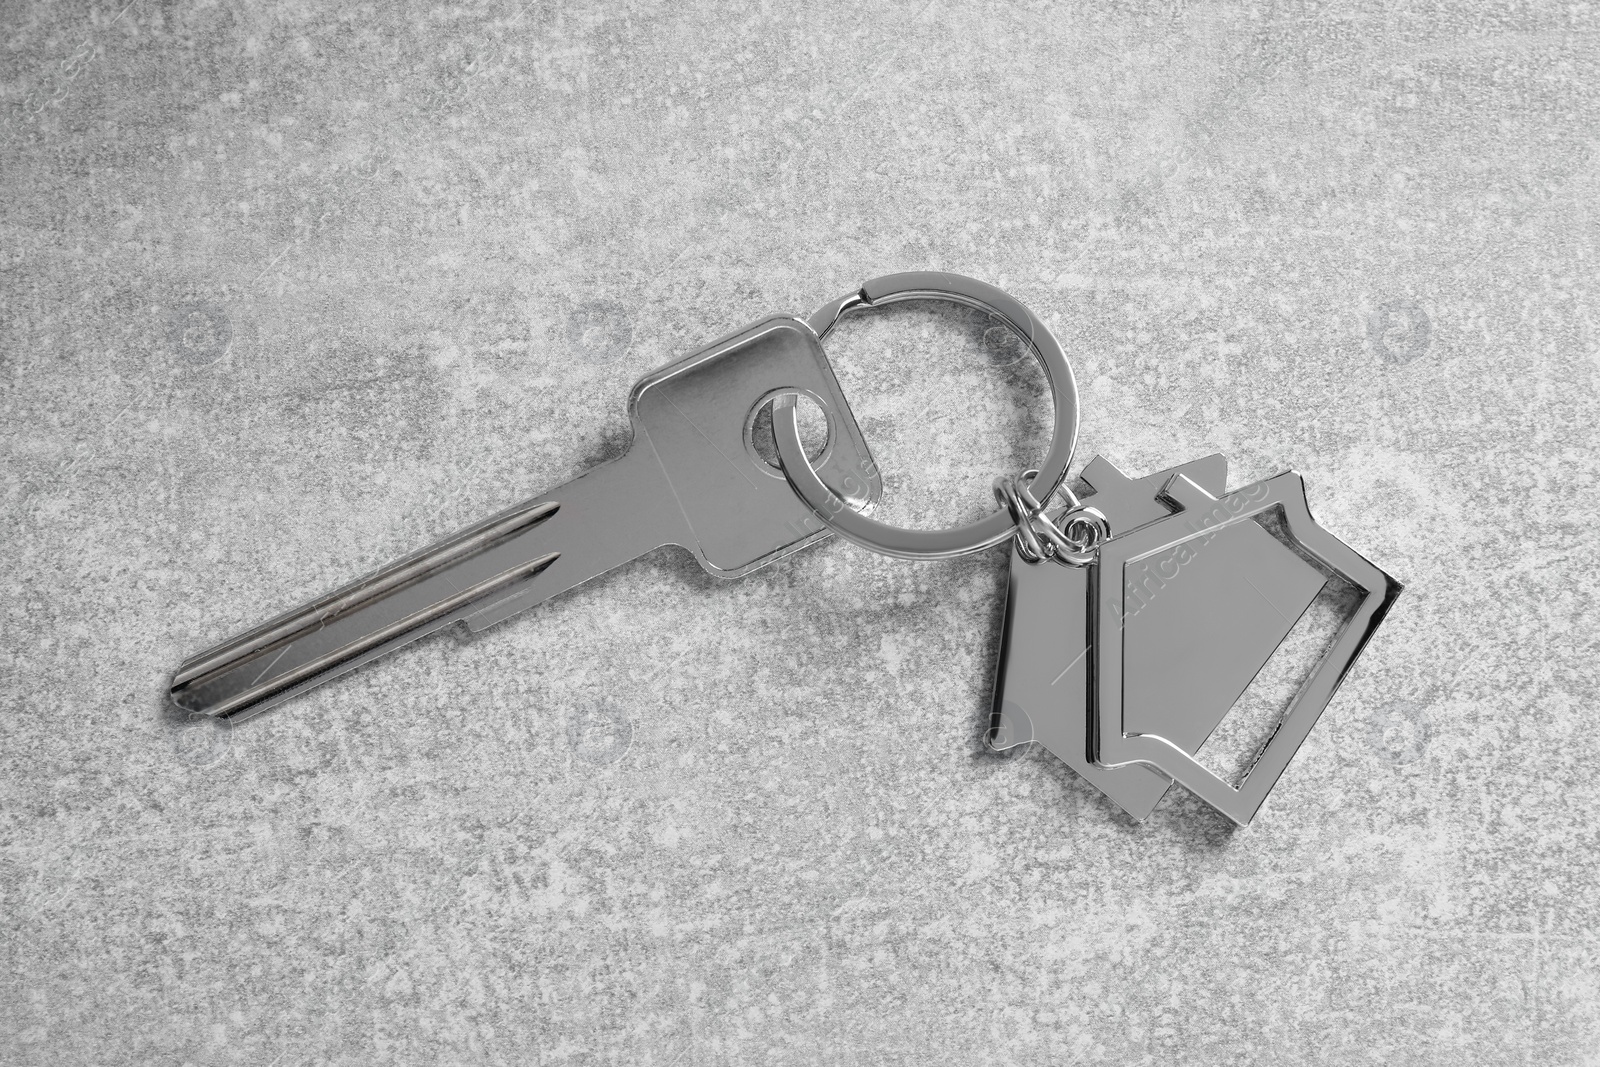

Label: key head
[628,317,880,577]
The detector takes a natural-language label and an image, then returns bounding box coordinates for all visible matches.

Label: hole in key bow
[748,391,830,473]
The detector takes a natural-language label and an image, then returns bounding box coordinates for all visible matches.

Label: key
[169,314,880,721]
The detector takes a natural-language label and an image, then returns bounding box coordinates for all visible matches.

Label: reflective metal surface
[1090,470,1403,825]
[1117,482,1326,757]
[989,455,1229,820]
[170,316,879,722]
[773,272,1079,560]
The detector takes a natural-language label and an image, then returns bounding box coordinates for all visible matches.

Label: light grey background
[3,1,1597,1063]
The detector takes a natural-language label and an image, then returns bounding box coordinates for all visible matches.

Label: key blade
[175,552,562,719]
[170,499,561,692]
[170,445,688,721]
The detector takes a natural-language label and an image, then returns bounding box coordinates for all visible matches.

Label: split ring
[772,272,1079,560]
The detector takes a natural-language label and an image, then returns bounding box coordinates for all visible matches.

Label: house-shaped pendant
[990,456,1402,826]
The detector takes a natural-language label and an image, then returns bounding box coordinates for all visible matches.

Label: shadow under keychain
[774,272,1403,827]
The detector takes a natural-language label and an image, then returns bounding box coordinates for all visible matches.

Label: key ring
[772,272,1079,560]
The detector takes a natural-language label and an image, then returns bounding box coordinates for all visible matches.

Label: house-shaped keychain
[991,455,1402,825]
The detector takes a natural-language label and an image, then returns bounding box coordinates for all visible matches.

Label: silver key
[169,314,879,721]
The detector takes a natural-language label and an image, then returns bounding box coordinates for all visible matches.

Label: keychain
[171,271,1400,826]
[773,273,1402,826]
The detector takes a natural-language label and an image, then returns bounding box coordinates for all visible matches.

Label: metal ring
[1049,506,1111,566]
[773,272,1080,560]
[992,475,1046,562]
[1015,467,1081,515]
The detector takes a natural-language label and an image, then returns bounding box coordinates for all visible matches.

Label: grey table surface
[3,1,1597,1064]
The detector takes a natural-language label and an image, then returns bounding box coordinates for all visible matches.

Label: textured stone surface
[3,1,1598,1063]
